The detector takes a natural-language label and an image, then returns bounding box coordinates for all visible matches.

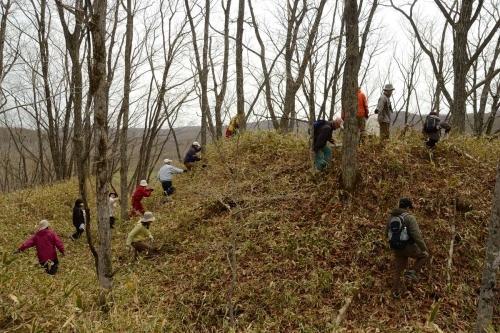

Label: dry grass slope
[0,129,499,332]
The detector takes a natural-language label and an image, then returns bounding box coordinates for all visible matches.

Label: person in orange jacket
[341,87,370,144]
[128,180,153,218]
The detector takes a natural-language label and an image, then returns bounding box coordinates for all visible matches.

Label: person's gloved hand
[125,245,131,252]
[365,114,369,119]
[183,169,188,172]
[421,251,429,257]
[61,252,66,256]
[79,223,85,231]
[13,250,20,254]
[445,128,451,133]
[150,238,155,244]
[150,189,154,192]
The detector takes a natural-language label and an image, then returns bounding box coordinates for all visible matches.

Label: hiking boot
[392,292,401,300]
[404,270,418,282]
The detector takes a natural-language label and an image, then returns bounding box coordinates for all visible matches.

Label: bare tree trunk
[341,0,360,193]
[475,158,500,332]
[235,0,246,132]
[88,0,113,305]
[120,0,133,219]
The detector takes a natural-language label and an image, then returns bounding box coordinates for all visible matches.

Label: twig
[448,144,495,172]
[105,263,133,278]
[446,199,457,289]
[335,297,352,326]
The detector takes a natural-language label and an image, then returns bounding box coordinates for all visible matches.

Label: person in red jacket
[14,220,65,275]
[128,180,153,218]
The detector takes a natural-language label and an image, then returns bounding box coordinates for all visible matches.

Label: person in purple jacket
[14,220,65,275]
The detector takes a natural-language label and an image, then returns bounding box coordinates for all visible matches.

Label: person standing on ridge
[377,84,395,141]
[310,118,343,171]
[71,199,85,241]
[225,115,240,138]
[357,87,370,144]
[157,159,187,202]
[15,220,65,275]
[128,180,153,218]
[184,141,202,171]
[385,198,429,299]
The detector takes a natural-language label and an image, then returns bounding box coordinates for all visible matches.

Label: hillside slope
[0,130,499,332]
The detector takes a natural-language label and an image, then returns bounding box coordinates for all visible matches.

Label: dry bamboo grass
[0,129,498,332]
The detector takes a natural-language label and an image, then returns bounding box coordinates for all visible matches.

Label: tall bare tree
[86,0,113,305]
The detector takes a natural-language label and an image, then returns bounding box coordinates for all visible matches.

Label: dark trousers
[380,122,390,140]
[110,216,116,229]
[426,138,439,148]
[72,226,83,240]
[161,181,175,196]
[392,248,428,294]
[40,258,59,275]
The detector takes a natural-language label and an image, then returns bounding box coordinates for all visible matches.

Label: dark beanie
[399,198,414,209]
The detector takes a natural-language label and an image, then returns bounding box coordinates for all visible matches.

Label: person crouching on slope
[157,159,187,201]
[14,220,65,275]
[71,199,85,241]
[128,180,153,218]
[310,118,343,171]
[183,141,202,171]
[126,211,156,258]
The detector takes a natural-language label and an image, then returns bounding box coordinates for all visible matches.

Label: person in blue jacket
[183,141,202,171]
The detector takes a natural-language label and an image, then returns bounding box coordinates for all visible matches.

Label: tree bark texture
[475,158,500,332]
[90,0,113,302]
[341,0,360,193]
[235,0,246,132]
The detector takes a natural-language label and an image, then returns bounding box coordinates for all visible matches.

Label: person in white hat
[14,220,65,275]
[126,211,157,257]
[183,141,202,171]
[157,159,187,201]
[128,180,153,218]
[377,83,395,140]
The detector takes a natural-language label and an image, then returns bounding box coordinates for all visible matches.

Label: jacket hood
[390,208,408,216]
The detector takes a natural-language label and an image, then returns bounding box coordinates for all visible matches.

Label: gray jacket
[377,93,393,124]
[385,208,427,253]
[157,164,184,182]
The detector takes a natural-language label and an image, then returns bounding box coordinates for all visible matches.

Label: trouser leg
[392,253,408,294]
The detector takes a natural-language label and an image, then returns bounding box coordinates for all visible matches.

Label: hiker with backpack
[422,111,451,148]
[386,198,429,299]
[310,118,343,171]
[377,84,395,140]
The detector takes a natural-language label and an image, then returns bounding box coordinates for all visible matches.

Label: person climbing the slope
[128,180,153,218]
[310,118,343,171]
[157,159,187,202]
[126,211,157,259]
[71,199,85,241]
[184,141,202,171]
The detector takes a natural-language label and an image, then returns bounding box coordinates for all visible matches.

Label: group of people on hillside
[12,100,437,301]
[13,141,204,274]
[312,84,451,172]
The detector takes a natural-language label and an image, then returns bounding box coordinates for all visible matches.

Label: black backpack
[387,213,410,250]
[424,116,440,133]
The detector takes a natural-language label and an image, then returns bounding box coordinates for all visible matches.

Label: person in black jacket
[183,142,202,171]
[310,118,343,171]
[71,199,85,241]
